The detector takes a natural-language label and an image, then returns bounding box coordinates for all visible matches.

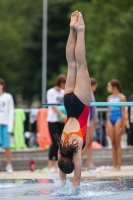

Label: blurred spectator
[82,77,98,171]
[94,121,108,147]
[127,95,133,150]
[106,79,126,171]
[46,74,67,173]
[0,78,14,173]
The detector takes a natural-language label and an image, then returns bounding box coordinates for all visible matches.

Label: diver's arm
[73,150,82,188]
[58,151,66,186]
[59,169,66,186]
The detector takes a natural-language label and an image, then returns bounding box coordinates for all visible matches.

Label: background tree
[0,0,42,105]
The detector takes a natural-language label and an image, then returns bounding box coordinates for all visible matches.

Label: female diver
[57,11,91,188]
[106,79,126,171]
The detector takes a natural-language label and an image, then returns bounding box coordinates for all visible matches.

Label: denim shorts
[0,125,10,148]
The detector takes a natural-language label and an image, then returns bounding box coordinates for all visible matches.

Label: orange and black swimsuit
[63,92,90,142]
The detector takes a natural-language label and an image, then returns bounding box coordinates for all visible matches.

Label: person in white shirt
[46,74,67,172]
[0,78,14,173]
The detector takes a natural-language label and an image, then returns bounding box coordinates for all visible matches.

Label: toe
[70,11,78,27]
[72,11,78,18]
[78,12,82,18]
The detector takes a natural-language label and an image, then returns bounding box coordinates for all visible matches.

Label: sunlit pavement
[0,165,133,179]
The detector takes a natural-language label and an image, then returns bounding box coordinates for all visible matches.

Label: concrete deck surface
[0,165,133,179]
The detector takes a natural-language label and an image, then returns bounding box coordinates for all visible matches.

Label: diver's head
[57,135,79,174]
[58,156,74,174]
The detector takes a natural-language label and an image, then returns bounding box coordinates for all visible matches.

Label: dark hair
[58,156,74,174]
[56,134,79,174]
[109,79,122,93]
[90,77,97,86]
[0,78,6,92]
[55,74,66,87]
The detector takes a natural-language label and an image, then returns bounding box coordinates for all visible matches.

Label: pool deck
[0,165,133,179]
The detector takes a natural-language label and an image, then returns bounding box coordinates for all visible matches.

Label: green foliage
[0,0,42,103]
[18,15,42,105]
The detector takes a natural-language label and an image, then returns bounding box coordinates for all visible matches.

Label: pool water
[0,177,133,200]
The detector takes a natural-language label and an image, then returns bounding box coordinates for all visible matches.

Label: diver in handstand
[57,11,91,188]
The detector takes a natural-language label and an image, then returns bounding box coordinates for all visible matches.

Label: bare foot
[115,166,121,171]
[70,10,78,28]
[74,12,85,31]
[110,167,116,171]
[110,166,121,172]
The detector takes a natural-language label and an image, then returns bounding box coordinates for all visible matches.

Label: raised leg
[74,12,91,105]
[64,11,78,94]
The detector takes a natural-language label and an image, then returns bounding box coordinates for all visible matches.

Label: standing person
[57,11,91,189]
[106,79,126,171]
[127,94,133,153]
[82,78,98,172]
[0,78,14,173]
[46,74,67,173]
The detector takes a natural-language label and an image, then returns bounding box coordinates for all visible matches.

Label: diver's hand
[59,168,66,185]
